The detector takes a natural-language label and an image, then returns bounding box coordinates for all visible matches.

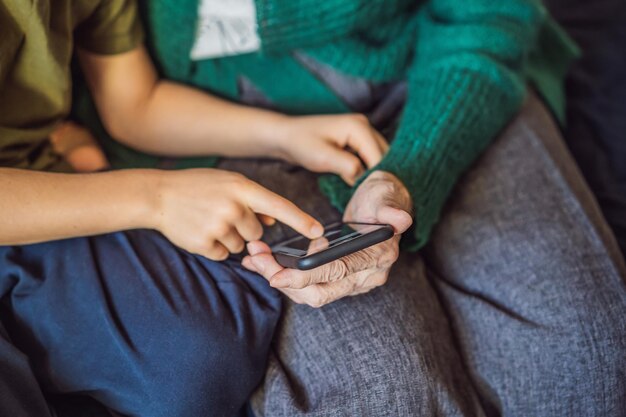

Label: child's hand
[152,169,323,261]
[275,114,389,185]
[50,121,109,172]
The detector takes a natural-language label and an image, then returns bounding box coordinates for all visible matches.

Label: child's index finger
[245,184,323,239]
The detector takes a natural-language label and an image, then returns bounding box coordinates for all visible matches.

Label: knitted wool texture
[81,0,579,250]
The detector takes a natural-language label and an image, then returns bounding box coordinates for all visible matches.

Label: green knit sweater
[78,0,579,251]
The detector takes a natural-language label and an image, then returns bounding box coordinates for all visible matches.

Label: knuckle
[226,172,249,190]
[377,245,400,268]
[231,240,245,253]
[346,250,375,271]
[378,181,396,196]
[306,288,331,308]
[301,275,314,289]
[212,243,230,259]
[328,259,349,281]
[211,222,231,238]
[347,161,361,176]
[248,224,264,241]
[291,273,311,289]
[193,236,212,254]
[385,246,400,265]
[195,245,211,258]
[227,171,247,183]
[307,296,327,309]
[314,158,333,172]
[203,245,227,261]
[350,113,369,125]
[213,251,229,261]
[373,273,389,287]
[228,203,246,220]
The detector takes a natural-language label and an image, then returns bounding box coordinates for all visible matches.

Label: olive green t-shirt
[0,0,143,171]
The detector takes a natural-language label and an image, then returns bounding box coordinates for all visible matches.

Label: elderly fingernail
[270,276,290,288]
[246,242,260,256]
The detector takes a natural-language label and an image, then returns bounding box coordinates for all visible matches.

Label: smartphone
[271,222,394,270]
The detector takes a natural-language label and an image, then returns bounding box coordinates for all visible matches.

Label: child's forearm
[116,80,290,158]
[77,46,385,183]
[79,47,291,159]
[0,167,323,259]
[0,168,158,245]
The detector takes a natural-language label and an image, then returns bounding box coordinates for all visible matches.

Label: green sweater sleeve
[369,0,546,250]
[254,0,412,52]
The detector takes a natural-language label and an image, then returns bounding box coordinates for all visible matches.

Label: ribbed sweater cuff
[374,68,525,250]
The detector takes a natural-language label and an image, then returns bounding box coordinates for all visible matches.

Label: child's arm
[78,46,387,185]
[78,46,286,159]
[0,167,322,259]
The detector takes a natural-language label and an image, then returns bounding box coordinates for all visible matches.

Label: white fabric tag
[190,0,261,60]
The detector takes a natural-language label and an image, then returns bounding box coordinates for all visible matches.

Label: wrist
[253,111,293,160]
[117,169,166,232]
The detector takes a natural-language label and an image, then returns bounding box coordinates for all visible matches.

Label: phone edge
[296,225,394,270]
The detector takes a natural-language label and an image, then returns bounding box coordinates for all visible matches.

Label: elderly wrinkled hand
[242,171,413,307]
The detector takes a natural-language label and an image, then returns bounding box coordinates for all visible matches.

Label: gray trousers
[222,93,626,417]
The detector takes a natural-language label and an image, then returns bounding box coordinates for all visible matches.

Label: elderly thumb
[376,205,413,234]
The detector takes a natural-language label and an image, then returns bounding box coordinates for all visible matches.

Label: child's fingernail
[310,223,324,237]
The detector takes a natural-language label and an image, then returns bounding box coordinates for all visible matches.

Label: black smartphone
[271,222,394,270]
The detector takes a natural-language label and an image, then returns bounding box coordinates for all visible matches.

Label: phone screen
[271,222,389,257]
